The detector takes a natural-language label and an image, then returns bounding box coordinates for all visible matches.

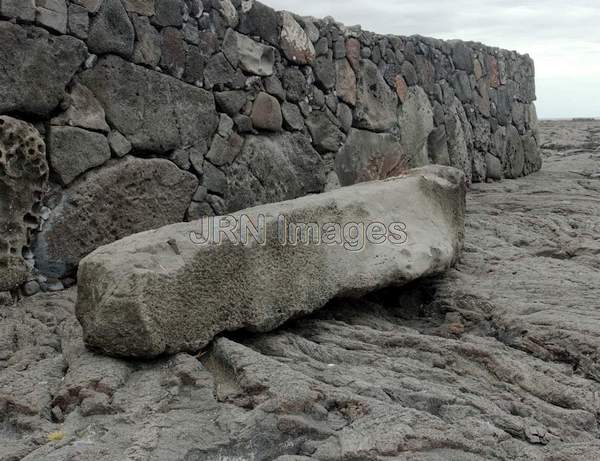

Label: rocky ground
[1,120,599,460]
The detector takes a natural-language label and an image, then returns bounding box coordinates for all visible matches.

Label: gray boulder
[35,0,68,33]
[251,92,282,131]
[48,127,111,186]
[335,128,406,186]
[354,59,398,132]
[223,29,275,77]
[80,55,217,153]
[76,165,466,357]
[33,157,198,278]
[0,22,86,116]
[280,12,315,65]
[0,116,48,290]
[225,132,326,212]
[50,82,110,133]
[398,86,434,167]
[305,110,345,153]
[87,0,134,58]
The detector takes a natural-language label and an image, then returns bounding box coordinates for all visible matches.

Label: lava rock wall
[0,0,541,289]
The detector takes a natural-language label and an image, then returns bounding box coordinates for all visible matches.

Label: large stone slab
[0,22,86,116]
[76,165,466,357]
[33,157,198,278]
[79,55,217,153]
[0,116,48,290]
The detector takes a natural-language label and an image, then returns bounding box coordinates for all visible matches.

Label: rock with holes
[335,128,407,186]
[32,157,197,278]
[0,116,48,290]
[354,59,398,132]
[0,22,87,116]
[76,165,466,357]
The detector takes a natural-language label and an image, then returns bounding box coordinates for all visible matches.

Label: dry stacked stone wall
[0,0,541,291]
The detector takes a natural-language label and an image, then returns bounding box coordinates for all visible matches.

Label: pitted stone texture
[280,12,315,65]
[80,55,218,153]
[225,132,326,212]
[0,117,48,290]
[87,0,134,57]
[48,126,110,186]
[398,86,435,167]
[354,59,398,132]
[76,165,466,357]
[0,22,87,116]
[223,29,275,77]
[335,128,407,186]
[33,157,198,278]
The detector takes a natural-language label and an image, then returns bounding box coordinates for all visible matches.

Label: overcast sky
[263,0,600,119]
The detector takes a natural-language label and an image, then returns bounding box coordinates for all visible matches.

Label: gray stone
[76,165,466,357]
[445,102,471,180]
[401,60,418,86]
[225,132,325,212]
[504,124,525,178]
[123,0,155,16]
[185,142,209,174]
[0,22,87,116]
[87,0,134,58]
[170,147,191,170]
[485,152,502,180]
[336,102,353,133]
[51,82,110,133]
[234,114,253,133]
[71,0,101,12]
[202,161,227,194]
[451,70,473,103]
[0,0,36,21]
[264,75,285,101]
[33,157,198,278]
[280,11,315,65]
[237,0,279,45]
[452,42,474,72]
[67,3,89,39]
[214,0,238,28]
[22,280,41,296]
[354,59,398,132]
[281,102,304,131]
[154,0,184,27]
[48,126,111,186]
[251,92,282,131]
[182,45,206,85]
[335,59,357,106]
[282,67,308,102]
[313,55,336,90]
[206,131,243,166]
[35,0,67,33]
[187,201,214,220]
[223,29,275,77]
[80,55,218,153]
[132,15,162,67]
[204,52,240,89]
[0,291,13,305]
[398,86,434,167]
[215,91,247,116]
[0,116,48,291]
[428,126,450,166]
[335,128,407,186]
[107,130,132,157]
[305,110,345,153]
[160,27,186,78]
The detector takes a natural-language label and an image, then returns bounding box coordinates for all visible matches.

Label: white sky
[262,0,600,119]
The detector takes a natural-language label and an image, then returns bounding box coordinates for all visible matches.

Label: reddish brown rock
[251,92,282,131]
[345,38,361,72]
[395,75,409,103]
[487,55,500,88]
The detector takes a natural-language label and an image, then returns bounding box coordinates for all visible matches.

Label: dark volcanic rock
[0,22,86,117]
[80,55,218,153]
[87,0,134,58]
[33,157,198,277]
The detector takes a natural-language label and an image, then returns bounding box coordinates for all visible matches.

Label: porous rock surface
[1,121,598,460]
[0,116,48,290]
[76,165,466,357]
[33,157,198,278]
